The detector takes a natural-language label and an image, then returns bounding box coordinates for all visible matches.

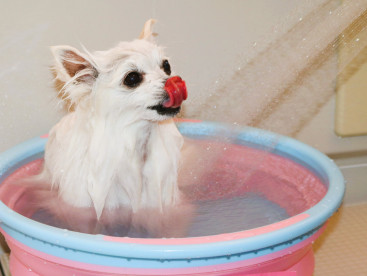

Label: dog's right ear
[139,19,157,41]
[51,45,98,85]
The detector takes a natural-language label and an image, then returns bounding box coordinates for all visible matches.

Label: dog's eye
[162,60,171,76]
[123,71,143,88]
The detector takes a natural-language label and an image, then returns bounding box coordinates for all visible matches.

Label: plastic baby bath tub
[0,121,345,275]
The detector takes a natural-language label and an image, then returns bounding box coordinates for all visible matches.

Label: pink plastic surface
[2,226,322,276]
[181,139,327,216]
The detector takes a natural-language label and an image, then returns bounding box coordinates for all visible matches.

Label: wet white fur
[39,20,184,219]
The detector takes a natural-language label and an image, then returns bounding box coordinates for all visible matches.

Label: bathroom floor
[313,202,367,275]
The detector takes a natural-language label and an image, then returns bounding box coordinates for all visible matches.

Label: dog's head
[51,19,187,121]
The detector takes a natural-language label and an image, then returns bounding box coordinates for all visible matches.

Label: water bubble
[299,17,303,21]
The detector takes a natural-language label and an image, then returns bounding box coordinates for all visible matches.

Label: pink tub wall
[2,227,323,276]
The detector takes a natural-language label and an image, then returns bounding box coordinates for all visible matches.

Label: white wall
[0,0,300,152]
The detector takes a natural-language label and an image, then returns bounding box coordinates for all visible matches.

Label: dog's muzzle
[163,76,188,108]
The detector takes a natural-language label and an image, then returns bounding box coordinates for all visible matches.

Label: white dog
[37,19,188,225]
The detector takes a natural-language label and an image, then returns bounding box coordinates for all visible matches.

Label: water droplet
[299,17,303,21]
[253,42,257,47]
[356,38,360,42]
[329,11,332,15]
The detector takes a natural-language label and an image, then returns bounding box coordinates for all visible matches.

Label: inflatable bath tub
[0,121,344,275]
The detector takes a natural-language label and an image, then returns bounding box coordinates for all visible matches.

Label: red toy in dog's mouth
[149,76,187,116]
[163,76,188,108]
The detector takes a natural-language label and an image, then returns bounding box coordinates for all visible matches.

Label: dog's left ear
[139,19,157,41]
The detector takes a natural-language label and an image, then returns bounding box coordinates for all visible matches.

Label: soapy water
[0,135,327,238]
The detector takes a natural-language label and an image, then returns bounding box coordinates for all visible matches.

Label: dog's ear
[51,45,98,84]
[139,19,157,41]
